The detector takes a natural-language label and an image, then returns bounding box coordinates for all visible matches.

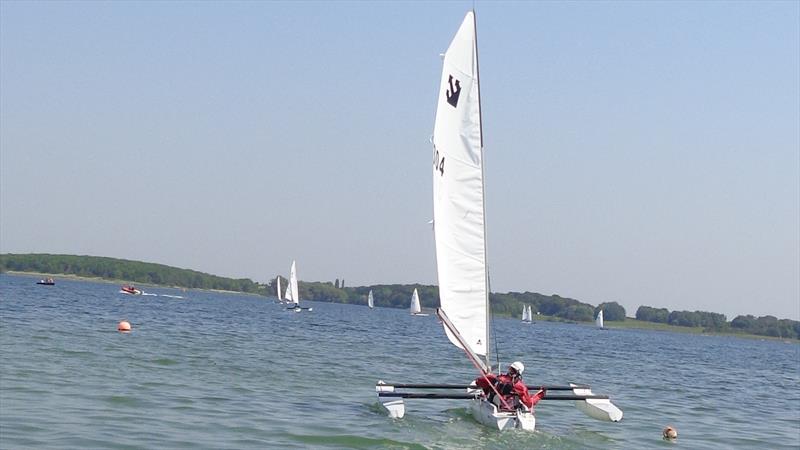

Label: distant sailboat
[284,260,312,312]
[368,290,374,309]
[276,276,283,303]
[522,305,533,324]
[410,288,427,316]
[596,309,604,329]
[283,262,296,305]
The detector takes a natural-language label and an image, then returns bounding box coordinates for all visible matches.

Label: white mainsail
[276,276,282,302]
[368,290,374,309]
[522,305,531,322]
[284,260,298,305]
[596,309,604,328]
[410,288,421,315]
[432,11,489,368]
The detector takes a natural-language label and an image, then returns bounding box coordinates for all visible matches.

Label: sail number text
[433,149,445,176]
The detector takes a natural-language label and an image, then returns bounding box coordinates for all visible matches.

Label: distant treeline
[282,277,627,323]
[636,306,799,340]
[1,254,260,293]
[4,253,796,340]
[270,278,800,341]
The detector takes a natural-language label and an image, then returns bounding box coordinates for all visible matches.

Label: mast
[472,9,491,372]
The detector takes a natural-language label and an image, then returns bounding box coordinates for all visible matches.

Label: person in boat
[474,361,545,411]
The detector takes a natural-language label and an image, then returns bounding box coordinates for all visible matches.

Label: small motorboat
[37,278,55,285]
[120,285,142,295]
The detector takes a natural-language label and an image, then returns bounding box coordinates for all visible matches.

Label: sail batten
[432,11,489,367]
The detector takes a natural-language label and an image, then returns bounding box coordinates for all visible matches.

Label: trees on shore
[1,253,259,293]
[636,305,798,339]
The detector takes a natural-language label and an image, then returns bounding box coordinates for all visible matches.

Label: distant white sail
[368,290,374,309]
[522,305,532,322]
[596,309,604,328]
[276,276,282,301]
[432,11,488,364]
[410,288,422,315]
[284,260,298,304]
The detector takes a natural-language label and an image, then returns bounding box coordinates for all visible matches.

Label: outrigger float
[376,308,623,431]
[376,11,623,432]
[376,381,623,431]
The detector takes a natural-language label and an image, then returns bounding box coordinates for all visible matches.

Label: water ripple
[1,274,798,449]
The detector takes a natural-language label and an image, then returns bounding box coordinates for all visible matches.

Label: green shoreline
[8,270,794,343]
[494,311,798,343]
[6,271,258,296]
[600,318,798,343]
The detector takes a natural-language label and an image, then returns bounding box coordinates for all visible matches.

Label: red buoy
[117,320,131,332]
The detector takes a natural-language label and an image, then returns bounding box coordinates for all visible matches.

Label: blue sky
[1,1,798,320]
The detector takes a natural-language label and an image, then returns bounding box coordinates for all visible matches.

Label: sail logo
[446,75,461,108]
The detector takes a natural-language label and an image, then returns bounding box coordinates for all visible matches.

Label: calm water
[1,274,798,449]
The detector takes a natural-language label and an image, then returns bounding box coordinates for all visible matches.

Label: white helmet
[509,361,525,375]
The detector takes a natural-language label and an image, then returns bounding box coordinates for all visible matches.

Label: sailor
[474,361,545,411]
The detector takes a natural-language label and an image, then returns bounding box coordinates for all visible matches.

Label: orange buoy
[117,320,132,332]
[663,425,677,440]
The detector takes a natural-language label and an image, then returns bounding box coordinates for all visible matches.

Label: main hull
[469,398,535,431]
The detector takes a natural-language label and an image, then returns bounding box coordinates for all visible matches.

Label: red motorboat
[120,285,142,295]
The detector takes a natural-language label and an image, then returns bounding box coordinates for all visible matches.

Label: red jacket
[475,373,545,409]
